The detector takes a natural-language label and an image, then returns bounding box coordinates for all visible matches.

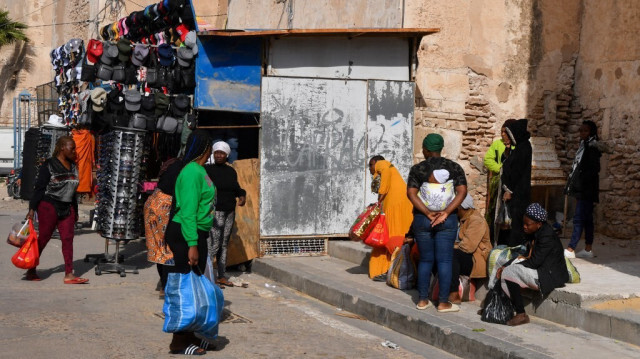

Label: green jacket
[484,139,508,174]
[172,162,216,246]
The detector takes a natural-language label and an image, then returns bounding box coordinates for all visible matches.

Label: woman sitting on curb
[447,194,492,303]
[497,203,568,326]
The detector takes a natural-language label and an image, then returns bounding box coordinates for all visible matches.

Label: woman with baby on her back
[407,134,468,313]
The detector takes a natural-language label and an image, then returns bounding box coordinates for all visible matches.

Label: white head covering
[461,194,475,209]
[433,169,450,184]
[212,141,231,156]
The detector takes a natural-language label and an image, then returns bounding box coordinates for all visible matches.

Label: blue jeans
[412,213,459,303]
[568,199,594,249]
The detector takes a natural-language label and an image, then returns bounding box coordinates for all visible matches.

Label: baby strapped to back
[419,169,455,211]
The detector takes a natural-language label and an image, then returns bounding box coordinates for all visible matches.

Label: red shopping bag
[11,220,39,269]
[364,213,389,248]
[349,204,381,241]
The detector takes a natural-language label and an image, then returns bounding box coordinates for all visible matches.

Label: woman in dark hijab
[499,119,532,247]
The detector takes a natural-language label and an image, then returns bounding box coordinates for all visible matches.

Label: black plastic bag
[481,286,514,324]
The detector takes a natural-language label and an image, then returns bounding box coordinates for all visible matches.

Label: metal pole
[12,98,17,169]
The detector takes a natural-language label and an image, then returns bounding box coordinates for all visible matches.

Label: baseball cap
[90,88,108,112]
[157,44,174,67]
[171,94,190,116]
[124,90,142,112]
[140,94,156,117]
[184,31,198,55]
[155,92,170,116]
[101,42,118,65]
[131,44,149,67]
[86,39,103,65]
[117,39,132,63]
[176,46,193,67]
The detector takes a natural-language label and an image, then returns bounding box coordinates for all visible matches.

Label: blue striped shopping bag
[163,270,224,341]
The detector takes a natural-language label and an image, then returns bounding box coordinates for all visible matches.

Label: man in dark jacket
[564,120,601,258]
[497,203,568,326]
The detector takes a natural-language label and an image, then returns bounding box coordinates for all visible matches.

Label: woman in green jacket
[483,119,515,244]
[164,130,215,355]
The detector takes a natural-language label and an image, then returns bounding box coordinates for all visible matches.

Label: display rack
[86,127,147,277]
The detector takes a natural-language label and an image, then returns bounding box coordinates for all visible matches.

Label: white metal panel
[364,81,415,205]
[268,37,410,81]
[260,77,368,236]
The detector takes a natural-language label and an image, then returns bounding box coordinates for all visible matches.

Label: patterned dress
[143,189,175,265]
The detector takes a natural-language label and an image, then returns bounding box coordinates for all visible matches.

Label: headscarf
[371,160,393,193]
[433,169,449,184]
[374,160,394,175]
[505,119,530,146]
[461,194,475,209]
[422,133,444,152]
[525,203,547,222]
[212,141,231,156]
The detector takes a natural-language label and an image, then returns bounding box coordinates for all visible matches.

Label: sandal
[64,277,89,284]
[170,344,206,355]
[217,277,234,287]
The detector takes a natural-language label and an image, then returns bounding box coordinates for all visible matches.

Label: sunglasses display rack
[90,127,147,277]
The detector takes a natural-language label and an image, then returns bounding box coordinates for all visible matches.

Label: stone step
[326,240,640,348]
[253,255,640,359]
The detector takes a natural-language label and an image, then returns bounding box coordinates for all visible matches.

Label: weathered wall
[226,0,403,29]
[406,0,582,215]
[570,0,640,238]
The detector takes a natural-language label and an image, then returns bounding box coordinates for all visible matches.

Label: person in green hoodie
[484,119,515,244]
[164,130,215,356]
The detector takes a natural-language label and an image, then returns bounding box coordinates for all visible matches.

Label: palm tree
[0,10,28,47]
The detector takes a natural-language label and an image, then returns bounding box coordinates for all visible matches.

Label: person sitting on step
[497,203,568,326]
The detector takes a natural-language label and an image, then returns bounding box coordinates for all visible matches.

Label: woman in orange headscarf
[368,156,414,280]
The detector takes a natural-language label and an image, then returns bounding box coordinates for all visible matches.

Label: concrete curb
[328,240,640,347]
[253,258,553,359]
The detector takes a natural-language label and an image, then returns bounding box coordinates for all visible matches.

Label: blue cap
[157,44,174,67]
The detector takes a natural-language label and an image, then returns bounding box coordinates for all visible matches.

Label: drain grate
[260,238,328,257]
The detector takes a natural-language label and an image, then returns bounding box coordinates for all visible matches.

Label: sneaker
[576,249,594,258]
[564,249,576,258]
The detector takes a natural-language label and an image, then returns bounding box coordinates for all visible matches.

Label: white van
[0,128,15,175]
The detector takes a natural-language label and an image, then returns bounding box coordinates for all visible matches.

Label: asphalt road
[0,197,458,359]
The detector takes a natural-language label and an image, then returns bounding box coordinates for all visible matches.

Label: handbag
[349,204,381,241]
[80,57,96,82]
[180,64,196,89]
[96,63,113,81]
[481,286,515,324]
[7,220,30,247]
[146,53,159,87]
[363,213,389,248]
[386,243,416,290]
[163,270,224,341]
[11,220,39,269]
[131,113,148,129]
[112,64,126,82]
[565,257,581,284]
